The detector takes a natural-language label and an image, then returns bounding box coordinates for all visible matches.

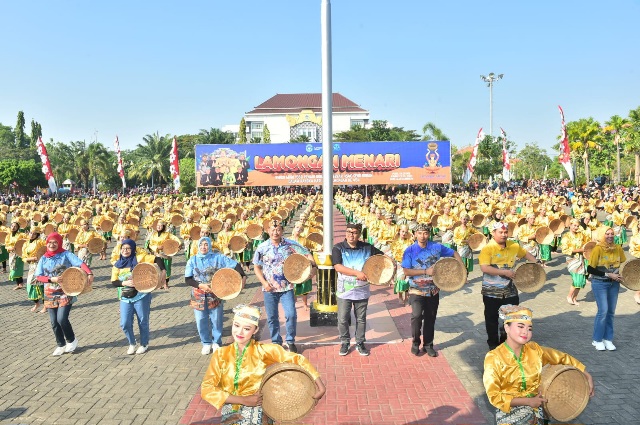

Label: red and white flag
[36,136,57,193]
[114,136,126,188]
[463,128,483,184]
[170,136,180,191]
[500,127,511,181]
[558,106,574,182]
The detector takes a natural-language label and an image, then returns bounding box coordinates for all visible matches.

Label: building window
[251,122,263,131]
[290,122,321,142]
[251,131,263,140]
[351,119,364,128]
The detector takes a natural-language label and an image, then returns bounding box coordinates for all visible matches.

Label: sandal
[566,296,575,305]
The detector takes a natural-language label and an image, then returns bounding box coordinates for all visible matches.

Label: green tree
[15,111,27,149]
[625,106,640,184]
[566,117,603,182]
[451,144,471,184]
[263,124,271,144]
[290,135,311,143]
[249,137,262,144]
[197,128,235,145]
[30,119,42,150]
[422,122,449,141]
[512,142,553,180]
[474,135,507,181]
[334,120,419,142]
[179,157,196,193]
[129,132,172,187]
[238,118,247,144]
[45,141,76,183]
[176,134,199,160]
[334,124,369,142]
[603,115,631,183]
[0,159,46,193]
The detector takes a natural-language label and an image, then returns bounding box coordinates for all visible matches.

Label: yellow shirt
[589,245,626,269]
[629,234,640,258]
[201,340,320,410]
[560,231,589,258]
[483,341,585,413]
[148,232,180,255]
[453,225,478,246]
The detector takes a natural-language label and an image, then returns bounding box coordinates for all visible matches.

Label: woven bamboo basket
[100,219,114,232]
[43,223,56,236]
[306,232,324,250]
[33,212,43,222]
[283,253,312,284]
[630,201,639,212]
[625,215,637,228]
[208,219,223,234]
[82,210,92,219]
[517,217,527,227]
[535,226,555,245]
[431,214,440,227]
[513,262,546,293]
[17,217,28,229]
[67,228,79,243]
[582,241,596,260]
[189,225,202,241]
[132,263,161,293]
[225,213,236,223]
[53,212,64,223]
[561,214,571,227]
[540,364,590,422]
[0,231,7,245]
[619,259,640,291]
[262,218,273,231]
[210,268,243,300]
[35,245,47,260]
[73,216,84,226]
[549,219,565,235]
[245,223,263,240]
[228,235,247,253]
[362,254,396,286]
[14,239,26,257]
[59,267,87,296]
[170,214,184,227]
[468,233,487,251]
[472,213,485,227]
[432,257,467,292]
[87,237,105,255]
[161,238,180,256]
[127,217,140,227]
[260,363,317,423]
[507,222,516,238]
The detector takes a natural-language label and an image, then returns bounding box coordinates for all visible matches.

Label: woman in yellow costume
[201,304,326,425]
[436,204,455,248]
[148,219,181,290]
[389,224,414,304]
[515,214,539,262]
[453,214,479,272]
[560,219,590,306]
[534,207,552,265]
[627,222,640,304]
[74,220,103,267]
[483,304,594,425]
[6,221,27,290]
[22,226,47,312]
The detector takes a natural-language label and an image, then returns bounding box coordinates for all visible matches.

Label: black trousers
[409,293,439,346]
[483,294,519,348]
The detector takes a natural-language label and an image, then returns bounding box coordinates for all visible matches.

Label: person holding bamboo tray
[216,219,236,257]
[560,219,590,306]
[611,204,627,246]
[74,220,102,267]
[389,224,414,304]
[479,222,538,350]
[201,304,326,425]
[233,210,255,273]
[587,227,625,351]
[34,232,94,356]
[189,225,222,257]
[0,218,9,274]
[111,238,166,355]
[290,222,314,310]
[5,221,27,290]
[148,219,181,290]
[401,222,463,357]
[56,213,76,252]
[627,228,640,304]
[186,236,247,355]
[436,205,455,248]
[22,226,47,312]
[453,214,479,272]
[514,213,540,261]
[483,304,594,425]
[110,230,147,265]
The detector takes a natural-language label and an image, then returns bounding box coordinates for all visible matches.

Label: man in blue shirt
[332,222,383,356]
[402,223,463,357]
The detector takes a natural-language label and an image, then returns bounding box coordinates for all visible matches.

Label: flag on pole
[463,128,483,184]
[170,136,180,191]
[558,106,574,182]
[500,127,511,181]
[35,136,57,193]
[114,136,126,188]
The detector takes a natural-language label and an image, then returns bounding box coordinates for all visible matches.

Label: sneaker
[201,344,212,355]
[52,346,65,356]
[592,341,606,351]
[411,344,420,356]
[64,339,78,353]
[127,345,137,355]
[355,343,370,356]
[339,343,350,356]
[136,345,148,354]
[423,344,438,357]
[286,342,298,354]
[210,343,220,353]
[603,340,616,351]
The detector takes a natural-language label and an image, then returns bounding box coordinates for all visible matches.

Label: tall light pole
[480,72,503,137]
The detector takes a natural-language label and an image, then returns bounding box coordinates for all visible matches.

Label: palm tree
[130,132,172,187]
[604,115,630,183]
[625,106,640,184]
[422,122,449,141]
[566,117,603,182]
[198,128,235,145]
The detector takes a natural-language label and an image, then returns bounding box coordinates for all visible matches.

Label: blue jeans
[591,277,619,342]
[49,304,74,347]
[194,301,224,346]
[263,289,296,345]
[120,293,152,346]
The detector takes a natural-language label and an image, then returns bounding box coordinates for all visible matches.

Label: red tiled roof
[247,93,368,114]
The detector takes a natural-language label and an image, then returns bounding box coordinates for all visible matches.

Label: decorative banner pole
[114,136,126,192]
[170,136,181,192]
[35,136,57,195]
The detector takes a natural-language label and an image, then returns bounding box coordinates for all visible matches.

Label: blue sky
[1,0,639,155]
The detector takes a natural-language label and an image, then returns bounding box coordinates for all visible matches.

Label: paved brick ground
[2,206,640,425]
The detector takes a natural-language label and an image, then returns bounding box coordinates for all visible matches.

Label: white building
[243,93,370,143]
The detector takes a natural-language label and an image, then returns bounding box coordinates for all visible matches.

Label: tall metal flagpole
[480,73,503,137]
[321,0,333,253]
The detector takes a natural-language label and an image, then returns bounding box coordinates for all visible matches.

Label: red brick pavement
[180,208,487,425]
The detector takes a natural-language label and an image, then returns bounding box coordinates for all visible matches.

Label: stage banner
[195,141,451,187]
